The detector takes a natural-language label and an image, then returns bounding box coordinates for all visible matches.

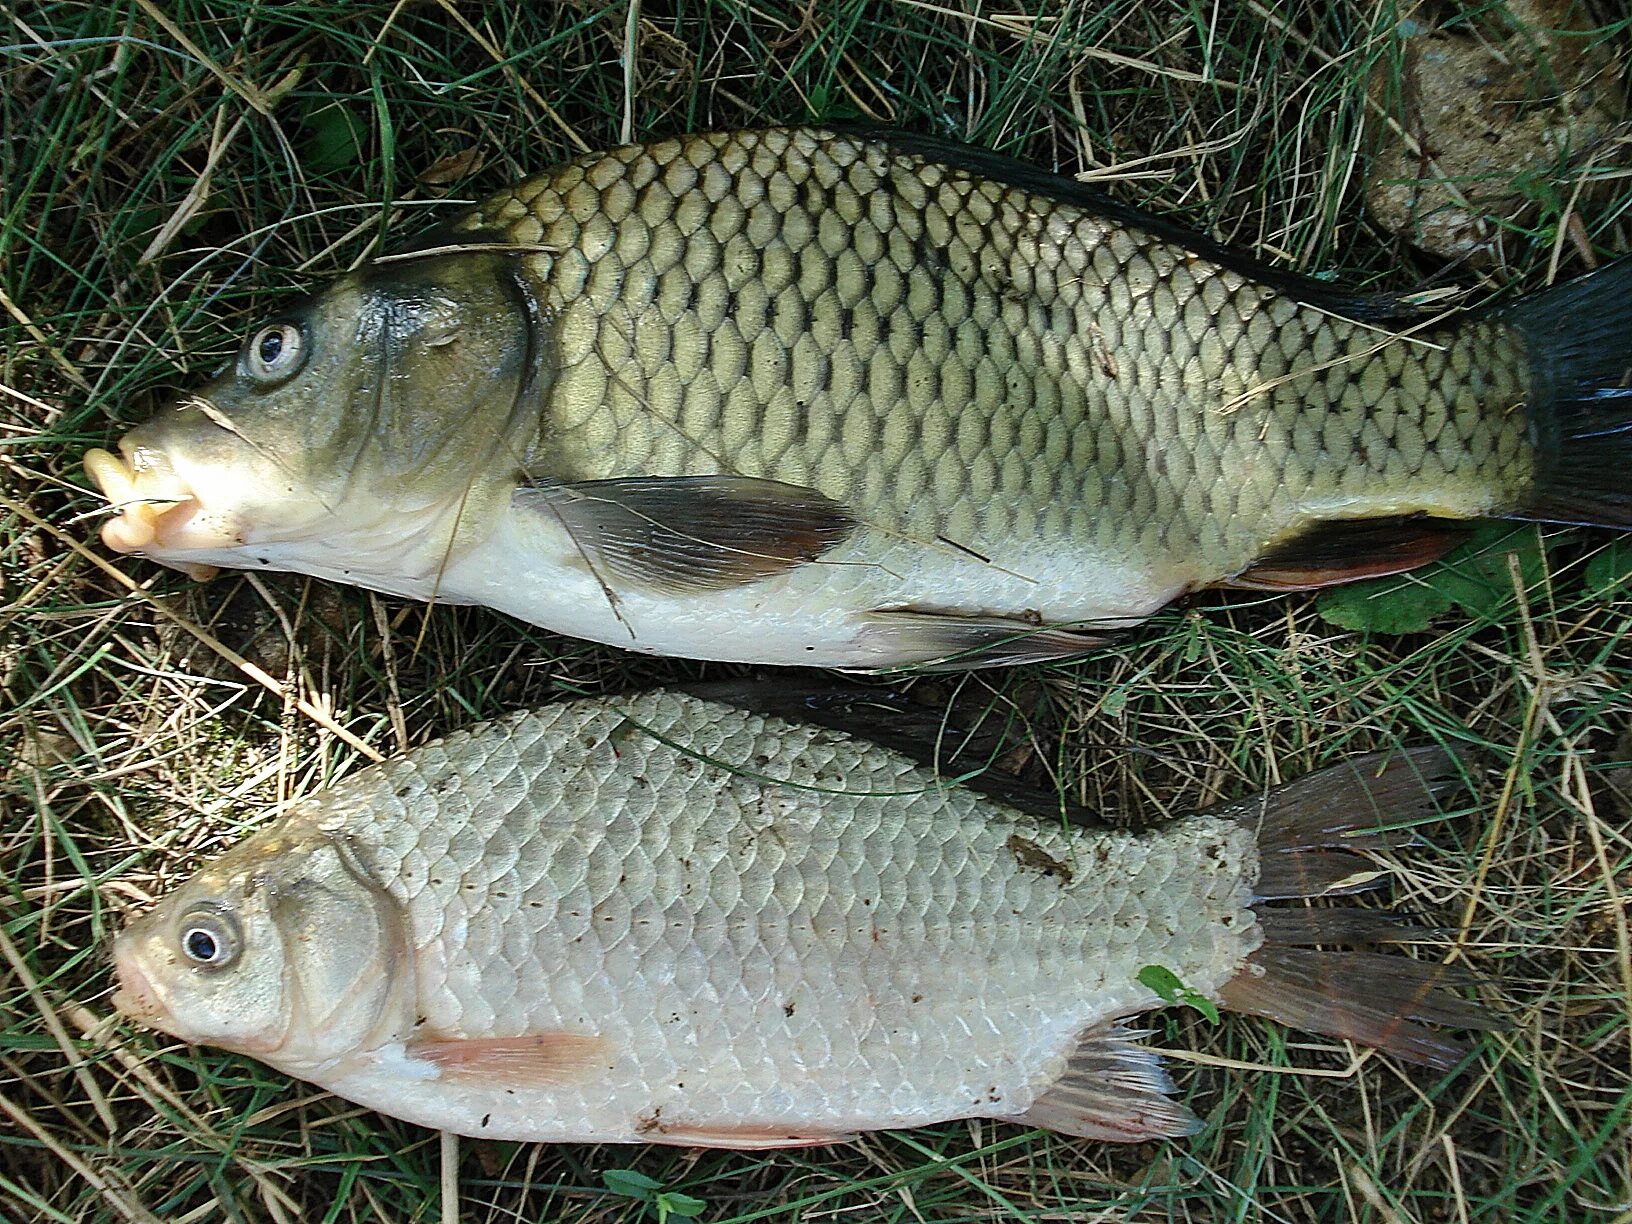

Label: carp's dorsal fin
[847,126,1431,326]
[859,608,1111,670]
[1222,516,1468,591]
[1000,1020,1199,1142]
[684,680,1116,828]
[517,475,855,593]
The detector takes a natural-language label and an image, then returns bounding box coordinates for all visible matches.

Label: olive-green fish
[112,685,1488,1146]
[84,128,1632,668]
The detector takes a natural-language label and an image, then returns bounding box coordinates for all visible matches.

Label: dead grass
[2,1,1630,1221]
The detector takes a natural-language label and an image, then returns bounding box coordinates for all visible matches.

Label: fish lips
[110,938,171,1029]
[84,439,230,580]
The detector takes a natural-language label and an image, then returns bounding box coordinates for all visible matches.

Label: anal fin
[1224,516,1467,591]
[1000,1021,1198,1142]
[518,475,855,593]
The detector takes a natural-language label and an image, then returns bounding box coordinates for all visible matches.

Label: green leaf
[1316,576,1452,634]
[603,1168,662,1201]
[1179,989,1221,1025]
[658,1191,707,1219]
[1585,540,1632,599]
[1425,523,1546,620]
[302,102,367,177]
[1316,522,1551,634]
[1137,964,1184,999]
[1137,964,1221,1024]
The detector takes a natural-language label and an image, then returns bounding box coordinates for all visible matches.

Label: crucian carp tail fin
[1497,256,1632,528]
[1215,746,1499,1069]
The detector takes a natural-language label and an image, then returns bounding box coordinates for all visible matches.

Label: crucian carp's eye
[176,908,241,971]
[243,322,305,384]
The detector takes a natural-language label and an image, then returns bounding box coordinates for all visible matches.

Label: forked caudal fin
[1217,746,1497,1069]
[1495,256,1632,528]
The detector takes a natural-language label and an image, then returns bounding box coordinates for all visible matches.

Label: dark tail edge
[1493,256,1632,528]
[1216,747,1501,1070]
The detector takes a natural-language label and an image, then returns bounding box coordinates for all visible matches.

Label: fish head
[112,825,413,1071]
[85,250,546,583]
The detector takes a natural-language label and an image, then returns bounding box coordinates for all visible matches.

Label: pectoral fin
[1000,1021,1198,1142]
[406,1031,610,1085]
[518,476,855,593]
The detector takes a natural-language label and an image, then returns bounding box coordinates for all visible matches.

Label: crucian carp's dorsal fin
[681,681,1118,828]
[517,475,855,593]
[999,1020,1199,1142]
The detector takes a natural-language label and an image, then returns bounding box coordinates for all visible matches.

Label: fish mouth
[83,443,221,580]
[111,939,171,1031]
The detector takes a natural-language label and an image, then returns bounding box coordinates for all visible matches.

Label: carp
[85,127,1632,667]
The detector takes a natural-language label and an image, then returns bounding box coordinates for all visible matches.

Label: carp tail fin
[1497,257,1632,528]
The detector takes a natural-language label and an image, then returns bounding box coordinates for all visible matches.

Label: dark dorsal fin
[682,681,1110,827]
[840,125,1429,326]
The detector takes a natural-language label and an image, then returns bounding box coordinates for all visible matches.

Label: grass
[2,0,1630,1221]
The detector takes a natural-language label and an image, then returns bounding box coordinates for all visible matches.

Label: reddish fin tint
[408,1031,610,1084]
[1219,746,1497,1068]
[1001,1021,1198,1142]
[1220,948,1493,1069]
[1224,516,1466,591]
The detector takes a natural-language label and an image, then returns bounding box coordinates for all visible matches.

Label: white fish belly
[432,509,1188,667]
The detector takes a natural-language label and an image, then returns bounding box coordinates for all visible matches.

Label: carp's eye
[243,322,305,384]
[177,908,241,971]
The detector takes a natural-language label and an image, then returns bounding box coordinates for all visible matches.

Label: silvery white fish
[112,686,1488,1146]
[82,128,1632,669]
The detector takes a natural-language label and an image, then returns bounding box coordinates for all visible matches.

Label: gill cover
[257,834,414,1067]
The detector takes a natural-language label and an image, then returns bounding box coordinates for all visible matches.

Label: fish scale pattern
[460,127,1533,580]
[315,690,1258,1132]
